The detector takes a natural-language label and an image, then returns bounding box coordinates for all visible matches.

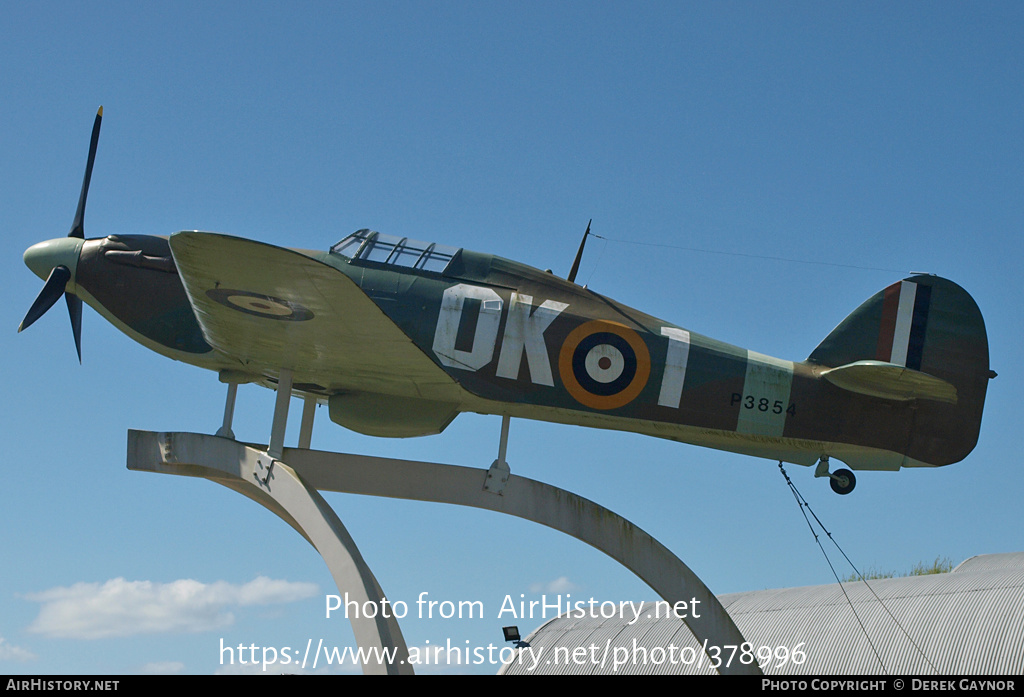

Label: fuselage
[28,230,990,473]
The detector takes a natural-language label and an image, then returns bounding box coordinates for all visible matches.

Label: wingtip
[97,106,103,117]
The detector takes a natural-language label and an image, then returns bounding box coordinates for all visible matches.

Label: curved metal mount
[127,430,413,675]
[126,429,760,676]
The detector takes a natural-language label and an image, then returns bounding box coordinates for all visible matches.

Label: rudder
[808,275,993,466]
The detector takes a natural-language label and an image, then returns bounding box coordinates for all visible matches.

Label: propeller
[18,106,102,362]
[69,106,102,240]
[18,266,71,333]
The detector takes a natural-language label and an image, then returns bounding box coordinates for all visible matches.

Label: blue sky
[2,1,1022,675]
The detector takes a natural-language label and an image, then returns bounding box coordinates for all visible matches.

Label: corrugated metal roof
[954,551,1024,572]
[499,552,1024,675]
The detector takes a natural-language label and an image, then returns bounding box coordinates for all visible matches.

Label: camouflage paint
[41,231,993,473]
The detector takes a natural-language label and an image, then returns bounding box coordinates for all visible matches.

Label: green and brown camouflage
[22,227,994,486]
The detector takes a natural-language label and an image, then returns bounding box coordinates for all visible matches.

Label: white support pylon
[127,429,761,676]
[215,383,238,439]
[298,395,316,450]
[268,368,293,460]
[128,430,413,675]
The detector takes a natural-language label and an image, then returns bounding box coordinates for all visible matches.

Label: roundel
[558,320,650,410]
[206,289,314,321]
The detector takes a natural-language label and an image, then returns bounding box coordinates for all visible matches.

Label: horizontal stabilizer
[820,360,958,404]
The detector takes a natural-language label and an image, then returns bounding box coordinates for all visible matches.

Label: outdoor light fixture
[503,626,521,645]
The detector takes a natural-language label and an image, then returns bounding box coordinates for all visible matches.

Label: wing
[168,231,462,401]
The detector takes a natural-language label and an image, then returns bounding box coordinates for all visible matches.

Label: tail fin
[809,275,993,466]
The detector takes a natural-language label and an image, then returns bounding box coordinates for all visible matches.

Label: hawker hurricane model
[20,109,995,494]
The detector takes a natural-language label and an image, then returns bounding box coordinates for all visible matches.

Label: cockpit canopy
[330,229,460,274]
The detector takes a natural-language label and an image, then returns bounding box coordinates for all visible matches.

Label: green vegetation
[910,556,955,576]
[843,556,954,582]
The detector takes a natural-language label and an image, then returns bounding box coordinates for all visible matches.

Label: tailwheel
[829,468,856,495]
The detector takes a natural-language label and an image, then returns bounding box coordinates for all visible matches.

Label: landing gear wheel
[830,468,856,495]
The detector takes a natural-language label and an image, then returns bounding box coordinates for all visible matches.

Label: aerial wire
[589,233,908,274]
[776,462,887,674]
[776,462,941,675]
[581,236,609,288]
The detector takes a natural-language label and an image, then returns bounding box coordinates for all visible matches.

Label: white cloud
[139,661,185,675]
[0,636,36,662]
[528,576,578,594]
[24,576,318,640]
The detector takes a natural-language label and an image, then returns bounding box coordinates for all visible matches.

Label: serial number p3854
[730,393,797,417]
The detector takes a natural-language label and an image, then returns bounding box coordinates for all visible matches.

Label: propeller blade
[66,293,83,363]
[18,265,71,333]
[68,106,103,239]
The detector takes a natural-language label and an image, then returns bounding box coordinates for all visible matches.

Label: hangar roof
[499,552,1024,675]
